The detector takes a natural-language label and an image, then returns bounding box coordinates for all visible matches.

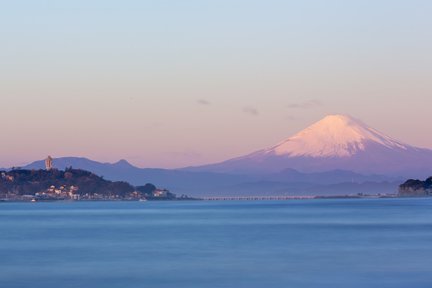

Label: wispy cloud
[243,106,259,116]
[168,150,202,160]
[197,99,211,106]
[287,99,323,109]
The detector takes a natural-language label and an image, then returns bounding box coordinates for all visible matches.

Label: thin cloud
[287,99,323,109]
[169,150,202,160]
[197,99,211,106]
[243,107,259,116]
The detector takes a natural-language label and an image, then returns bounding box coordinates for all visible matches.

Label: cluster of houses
[1,172,14,182]
[1,157,179,202]
[36,185,80,200]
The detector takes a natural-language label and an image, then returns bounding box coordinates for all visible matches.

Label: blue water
[1,199,432,288]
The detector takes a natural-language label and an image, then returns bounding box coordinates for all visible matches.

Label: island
[0,168,187,201]
[398,177,432,197]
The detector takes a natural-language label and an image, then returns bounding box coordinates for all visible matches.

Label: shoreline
[0,194,401,203]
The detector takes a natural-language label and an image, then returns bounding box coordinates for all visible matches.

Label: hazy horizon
[1,1,431,168]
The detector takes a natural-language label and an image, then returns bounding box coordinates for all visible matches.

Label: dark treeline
[399,177,432,197]
[0,168,159,198]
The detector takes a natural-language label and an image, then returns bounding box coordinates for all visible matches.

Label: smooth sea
[1,198,432,288]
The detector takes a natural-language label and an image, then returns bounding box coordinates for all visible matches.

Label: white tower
[45,156,53,171]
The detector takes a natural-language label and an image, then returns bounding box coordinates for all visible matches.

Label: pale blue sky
[1,1,431,168]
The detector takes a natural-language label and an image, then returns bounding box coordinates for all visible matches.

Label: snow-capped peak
[264,114,409,158]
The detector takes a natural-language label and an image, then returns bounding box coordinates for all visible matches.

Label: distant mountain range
[20,156,400,197]
[22,157,255,196]
[6,114,429,197]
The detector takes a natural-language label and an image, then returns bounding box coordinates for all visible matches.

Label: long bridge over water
[200,196,316,201]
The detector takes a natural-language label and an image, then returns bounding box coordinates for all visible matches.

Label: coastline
[0,194,399,203]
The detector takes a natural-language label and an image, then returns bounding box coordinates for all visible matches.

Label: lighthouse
[45,156,53,171]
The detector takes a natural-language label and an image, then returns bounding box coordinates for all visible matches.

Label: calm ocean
[1,198,432,288]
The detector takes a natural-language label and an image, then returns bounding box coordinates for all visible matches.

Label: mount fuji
[188,114,432,177]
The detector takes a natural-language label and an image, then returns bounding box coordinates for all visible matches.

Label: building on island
[45,156,53,171]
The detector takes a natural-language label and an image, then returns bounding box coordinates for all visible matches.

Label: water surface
[1,198,432,288]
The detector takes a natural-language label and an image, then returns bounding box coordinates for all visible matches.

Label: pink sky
[1,1,431,168]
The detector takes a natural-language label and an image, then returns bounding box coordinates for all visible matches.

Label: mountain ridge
[16,156,401,196]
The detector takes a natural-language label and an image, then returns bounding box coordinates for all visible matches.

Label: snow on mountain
[188,114,432,176]
[262,114,408,158]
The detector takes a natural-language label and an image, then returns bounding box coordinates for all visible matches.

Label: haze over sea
[1,199,432,288]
